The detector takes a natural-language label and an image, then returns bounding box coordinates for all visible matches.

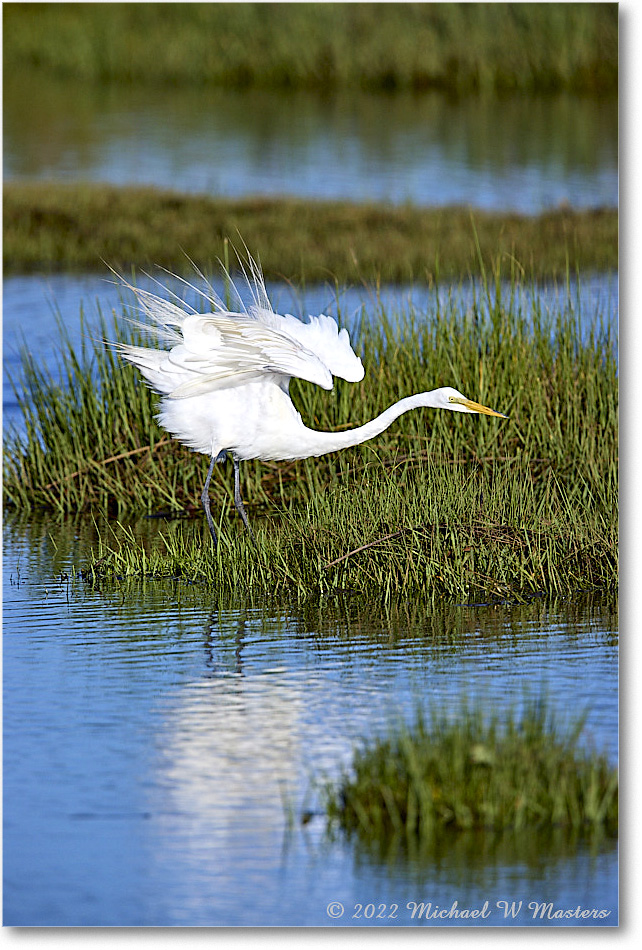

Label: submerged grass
[3,3,617,94]
[3,182,618,280]
[324,700,617,848]
[3,263,617,602]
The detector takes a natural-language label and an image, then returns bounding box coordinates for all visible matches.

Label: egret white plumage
[116,256,507,544]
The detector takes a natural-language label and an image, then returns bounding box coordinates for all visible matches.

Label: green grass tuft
[324,700,618,847]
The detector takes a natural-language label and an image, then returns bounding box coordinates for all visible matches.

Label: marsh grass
[324,700,618,848]
[85,454,615,604]
[3,265,617,601]
[3,182,618,279]
[3,3,617,94]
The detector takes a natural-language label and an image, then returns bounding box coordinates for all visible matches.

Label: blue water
[3,518,618,926]
[4,81,617,213]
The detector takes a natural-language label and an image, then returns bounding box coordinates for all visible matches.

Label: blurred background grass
[3,2,617,94]
[3,182,618,279]
[3,3,618,277]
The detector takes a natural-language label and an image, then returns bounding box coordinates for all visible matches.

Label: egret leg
[201,455,219,544]
[233,456,254,539]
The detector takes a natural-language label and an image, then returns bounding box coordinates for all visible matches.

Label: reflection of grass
[3,3,617,94]
[348,824,618,893]
[324,701,618,847]
[3,264,617,601]
[3,182,617,279]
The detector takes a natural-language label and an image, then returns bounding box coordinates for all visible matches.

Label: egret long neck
[300,393,433,458]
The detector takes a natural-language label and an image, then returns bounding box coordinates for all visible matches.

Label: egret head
[436,387,508,418]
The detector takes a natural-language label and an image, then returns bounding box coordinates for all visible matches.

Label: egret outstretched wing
[119,310,336,397]
[117,274,364,397]
[248,307,364,383]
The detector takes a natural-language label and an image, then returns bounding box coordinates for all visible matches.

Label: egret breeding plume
[116,255,507,543]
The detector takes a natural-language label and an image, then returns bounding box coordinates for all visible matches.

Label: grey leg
[201,455,219,544]
[233,456,254,539]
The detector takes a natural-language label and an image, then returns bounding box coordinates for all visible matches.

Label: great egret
[116,256,507,543]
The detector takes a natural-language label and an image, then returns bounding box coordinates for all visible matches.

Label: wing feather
[248,307,364,382]
[115,256,363,398]
[119,311,333,397]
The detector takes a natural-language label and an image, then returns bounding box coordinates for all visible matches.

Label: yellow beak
[451,397,509,418]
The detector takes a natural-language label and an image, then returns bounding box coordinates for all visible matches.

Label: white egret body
[117,259,507,542]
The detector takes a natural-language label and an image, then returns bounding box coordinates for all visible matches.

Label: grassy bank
[324,702,617,847]
[4,263,617,602]
[84,458,615,603]
[3,3,617,94]
[3,182,618,280]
